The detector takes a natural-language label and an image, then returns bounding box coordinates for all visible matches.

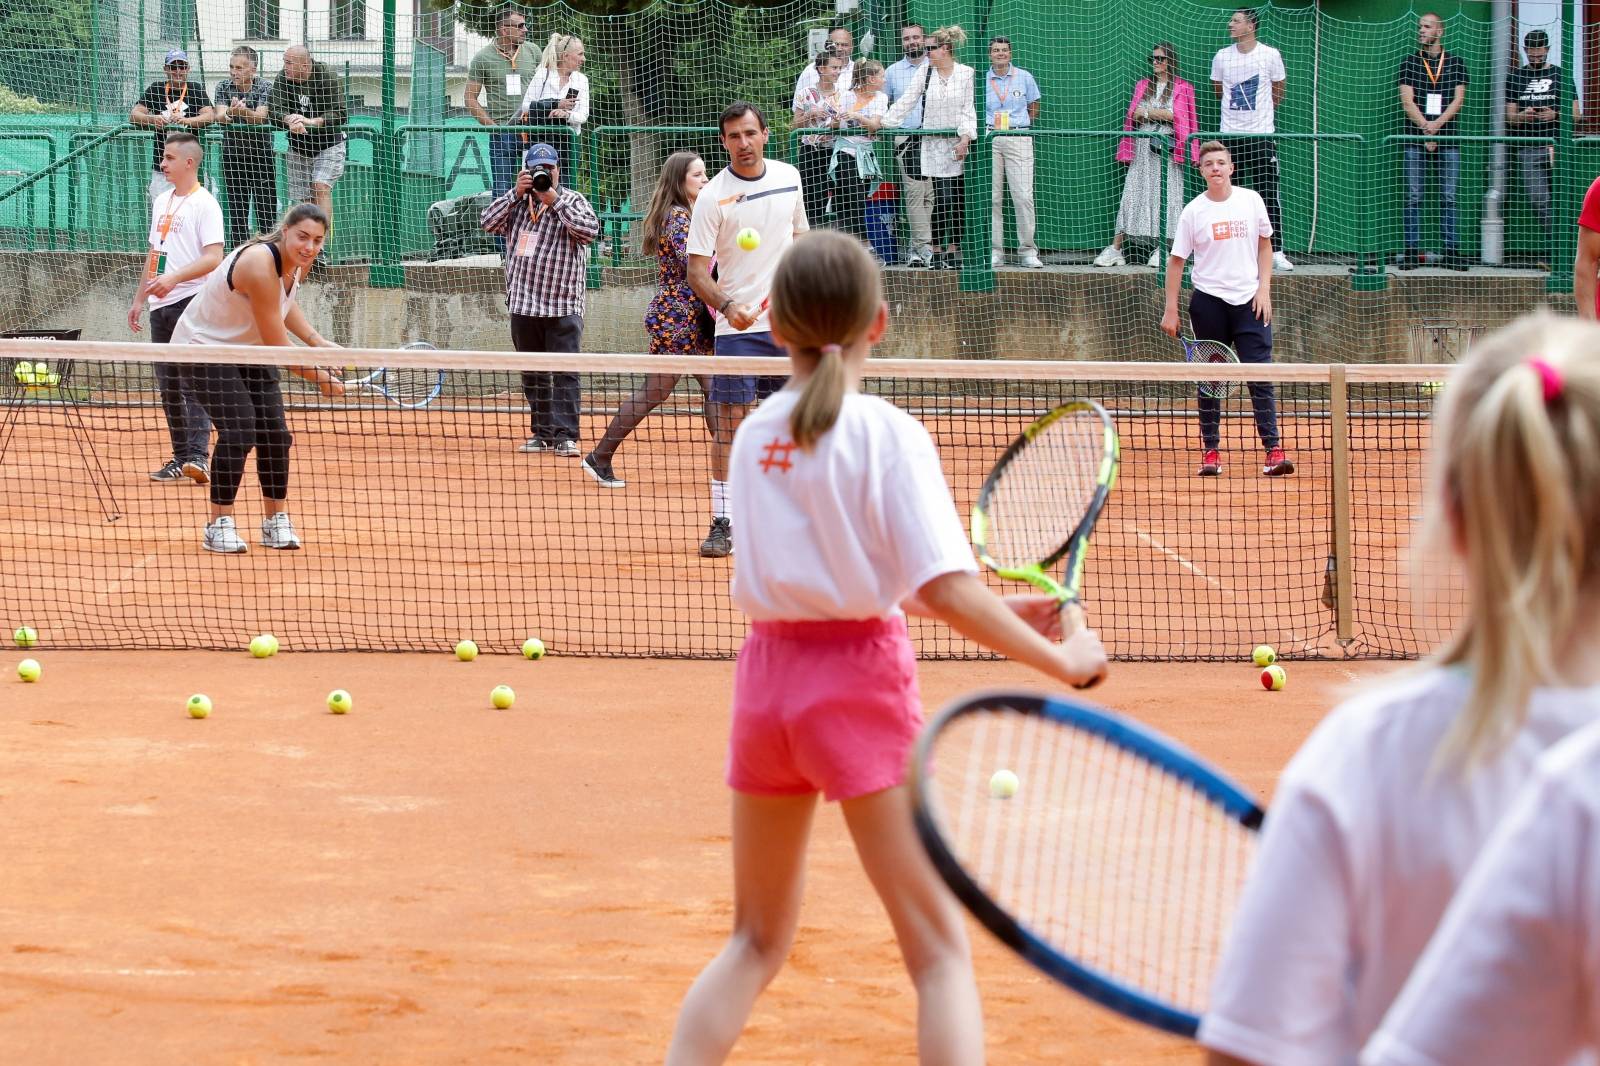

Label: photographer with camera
[514,33,590,179]
[481,142,600,458]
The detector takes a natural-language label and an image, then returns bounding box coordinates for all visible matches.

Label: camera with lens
[530,165,556,193]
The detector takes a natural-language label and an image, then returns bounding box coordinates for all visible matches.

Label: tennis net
[0,339,1458,660]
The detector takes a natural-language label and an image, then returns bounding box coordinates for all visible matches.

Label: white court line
[100,553,158,597]
[1130,527,1230,596]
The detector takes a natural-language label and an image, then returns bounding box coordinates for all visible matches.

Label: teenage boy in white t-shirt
[1161,140,1293,478]
[1212,7,1292,271]
[687,101,810,559]
[127,130,223,485]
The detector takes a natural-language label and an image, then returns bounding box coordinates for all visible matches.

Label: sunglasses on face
[167,63,189,70]
[1150,55,1170,62]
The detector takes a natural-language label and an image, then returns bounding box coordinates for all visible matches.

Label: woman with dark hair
[581,151,713,489]
[1096,41,1199,268]
[172,202,343,553]
[793,48,846,230]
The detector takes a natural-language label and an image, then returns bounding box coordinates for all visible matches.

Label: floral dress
[643,205,710,355]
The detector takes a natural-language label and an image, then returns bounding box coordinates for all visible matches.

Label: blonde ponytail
[790,344,850,449]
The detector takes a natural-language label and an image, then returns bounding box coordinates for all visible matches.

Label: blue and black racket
[344,340,446,410]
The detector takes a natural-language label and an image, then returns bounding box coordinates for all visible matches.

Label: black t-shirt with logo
[1396,50,1469,134]
[1507,63,1564,138]
[136,79,214,169]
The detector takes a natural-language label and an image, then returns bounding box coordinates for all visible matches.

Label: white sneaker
[991,251,1005,269]
[260,512,302,550]
[1272,251,1295,272]
[1093,246,1125,268]
[1147,248,1162,268]
[1020,253,1044,269]
[203,515,248,554]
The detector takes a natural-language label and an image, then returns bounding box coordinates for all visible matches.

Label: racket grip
[1060,600,1088,635]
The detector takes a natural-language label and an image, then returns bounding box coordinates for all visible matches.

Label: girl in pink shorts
[666,230,1109,1065]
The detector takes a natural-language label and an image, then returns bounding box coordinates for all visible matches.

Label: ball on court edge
[490,684,516,710]
[455,639,479,662]
[327,689,352,715]
[187,693,212,718]
[989,769,1020,799]
[17,658,41,682]
[1261,664,1287,691]
[249,634,277,658]
[736,227,761,252]
[1251,644,1277,667]
[14,625,38,648]
[521,637,546,661]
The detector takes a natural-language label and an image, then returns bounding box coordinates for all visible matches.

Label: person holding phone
[515,33,589,175]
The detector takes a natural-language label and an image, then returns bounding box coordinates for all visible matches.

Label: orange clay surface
[0,652,1390,1064]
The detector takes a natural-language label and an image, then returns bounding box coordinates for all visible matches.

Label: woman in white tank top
[171,203,343,554]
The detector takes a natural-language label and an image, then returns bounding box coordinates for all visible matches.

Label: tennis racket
[910,689,1264,1036]
[970,400,1119,634]
[344,340,446,409]
[1179,336,1241,400]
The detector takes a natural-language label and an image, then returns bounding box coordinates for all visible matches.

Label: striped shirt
[480,185,599,318]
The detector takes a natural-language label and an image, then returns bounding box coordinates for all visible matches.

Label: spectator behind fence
[985,36,1042,269]
[1212,7,1292,272]
[793,47,846,230]
[465,7,541,198]
[515,33,590,180]
[831,61,889,251]
[885,25,976,271]
[1397,12,1469,271]
[1097,42,1198,269]
[792,25,855,111]
[1506,28,1563,270]
[212,46,276,248]
[270,45,348,258]
[480,142,599,459]
[885,22,935,267]
[130,49,214,203]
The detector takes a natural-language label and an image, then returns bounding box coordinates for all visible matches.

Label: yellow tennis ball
[17,658,41,682]
[736,227,760,252]
[455,639,479,662]
[1261,664,1287,691]
[187,693,212,718]
[45,372,59,387]
[989,768,1019,799]
[248,634,276,658]
[13,360,33,384]
[490,684,515,709]
[14,625,38,648]
[1251,644,1277,667]
[327,689,352,714]
[521,637,545,660]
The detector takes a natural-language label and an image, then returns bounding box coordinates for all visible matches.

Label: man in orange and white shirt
[130,49,214,203]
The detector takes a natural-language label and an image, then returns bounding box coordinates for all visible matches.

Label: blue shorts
[709,331,787,406]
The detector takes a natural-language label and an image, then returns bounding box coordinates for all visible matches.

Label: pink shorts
[726,616,923,802]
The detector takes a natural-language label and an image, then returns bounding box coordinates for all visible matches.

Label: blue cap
[164,49,190,67]
[523,143,560,168]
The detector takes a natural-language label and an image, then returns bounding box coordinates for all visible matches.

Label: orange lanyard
[164,82,188,111]
[1420,51,1444,86]
[499,43,520,66]
[989,72,1012,103]
[156,191,192,246]
[526,197,544,224]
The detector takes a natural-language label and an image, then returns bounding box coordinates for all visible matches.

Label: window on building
[159,0,198,40]
[331,0,367,41]
[246,0,280,40]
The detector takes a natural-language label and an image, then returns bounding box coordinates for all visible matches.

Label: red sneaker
[1197,449,1222,477]
[1263,446,1295,477]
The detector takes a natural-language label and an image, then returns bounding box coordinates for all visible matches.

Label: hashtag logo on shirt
[759,438,796,473]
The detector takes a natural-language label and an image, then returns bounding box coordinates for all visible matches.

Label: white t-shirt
[686,159,809,337]
[1198,668,1600,1066]
[729,389,977,621]
[793,59,856,110]
[1362,721,1600,1066]
[1170,186,1272,305]
[1212,42,1286,134]
[146,185,225,311]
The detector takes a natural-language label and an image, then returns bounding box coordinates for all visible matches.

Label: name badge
[514,230,536,257]
[506,73,522,96]
[1425,92,1443,117]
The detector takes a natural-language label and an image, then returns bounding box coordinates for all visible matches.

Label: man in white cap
[130,49,215,202]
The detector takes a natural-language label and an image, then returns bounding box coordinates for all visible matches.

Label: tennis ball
[327,689,352,714]
[1251,644,1277,667]
[13,625,38,648]
[248,634,276,658]
[455,639,479,662]
[12,360,33,384]
[989,768,1019,799]
[45,372,59,387]
[521,637,545,660]
[17,658,41,682]
[736,227,760,252]
[490,684,515,709]
[1261,664,1287,691]
[187,693,212,718]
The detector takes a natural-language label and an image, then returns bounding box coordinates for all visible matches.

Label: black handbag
[894,67,935,181]
[1149,133,1174,157]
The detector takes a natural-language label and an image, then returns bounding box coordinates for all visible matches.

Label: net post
[1329,364,1355,645]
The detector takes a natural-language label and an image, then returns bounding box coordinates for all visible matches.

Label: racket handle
[1060,600,1087,634]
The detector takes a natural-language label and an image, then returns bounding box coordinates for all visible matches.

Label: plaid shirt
[480,185,599,318]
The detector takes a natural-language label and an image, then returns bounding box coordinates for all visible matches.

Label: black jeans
[222,148,278,247]
[798,143,833,228]
[1189,288,1280,451]
[1223,138,1284,251]
[188,363,292,507]
[149,295,212,463]
[932,174,964,248]
[832,164,871,245]
[511,312,584,445]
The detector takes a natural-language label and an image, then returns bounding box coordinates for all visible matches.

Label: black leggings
[932,174,964,248]
[798,144,833,228]
[189,363,292,506]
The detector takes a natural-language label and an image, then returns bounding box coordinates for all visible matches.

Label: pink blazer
[1116,77,1199,165]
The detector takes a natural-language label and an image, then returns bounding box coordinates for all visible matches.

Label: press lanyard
[156,191,192,245]
[1420,51,1444,85]
[164,82,188,112]
[989,72,1012,106]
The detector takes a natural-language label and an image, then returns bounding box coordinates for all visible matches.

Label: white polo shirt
[687,159,809,337]
[146,185,225,311]
[1170,186,1272,305]
[729,388,977,621]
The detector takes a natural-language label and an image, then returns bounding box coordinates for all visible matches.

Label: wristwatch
[719,297,734,315]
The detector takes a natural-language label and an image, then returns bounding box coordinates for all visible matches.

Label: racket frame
[1179,335,1241,401]
[343,341,445,409]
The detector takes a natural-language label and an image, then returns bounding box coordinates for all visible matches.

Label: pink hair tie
[820,343,843,357]
[1528,356,1564,405]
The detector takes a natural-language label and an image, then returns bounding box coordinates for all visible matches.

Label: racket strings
[983,412,1107,569]
[928,710,1256,1016]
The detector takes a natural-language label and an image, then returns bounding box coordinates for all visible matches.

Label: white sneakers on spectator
[1147,248,1162,267]
[992,251,1005,269]
[1093,246,1126,267]
[260,512,302,550]
[1020,253,1043,269]
[1273,251,1295,272]
[203,515,248,554]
